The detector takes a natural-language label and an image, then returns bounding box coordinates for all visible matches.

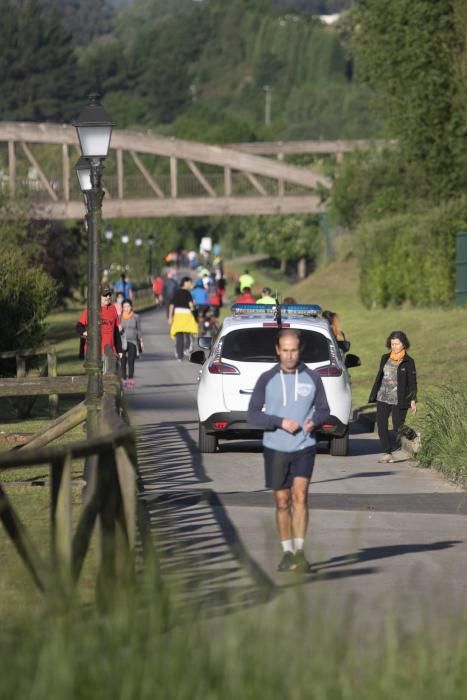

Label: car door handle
[239,389,254,394]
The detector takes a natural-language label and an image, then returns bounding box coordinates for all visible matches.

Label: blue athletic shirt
[247,362,330,452]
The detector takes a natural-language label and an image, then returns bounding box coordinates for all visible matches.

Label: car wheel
[329,430,349,457]
[198,422,217,453]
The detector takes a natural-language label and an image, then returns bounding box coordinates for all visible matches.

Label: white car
[190,304,361,455]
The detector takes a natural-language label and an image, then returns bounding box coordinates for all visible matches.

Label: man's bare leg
[290,476,312,571]
[291,476,310,540]
[274,488,292,541]
[275,488,297,570]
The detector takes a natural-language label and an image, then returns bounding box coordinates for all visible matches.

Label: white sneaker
[378,453,394,463]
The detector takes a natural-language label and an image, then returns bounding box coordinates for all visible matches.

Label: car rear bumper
[201,412,348,439]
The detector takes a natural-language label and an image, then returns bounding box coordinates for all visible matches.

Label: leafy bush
[0,245,57,357]
[245,214,323,270]
[330,147,429,230]
[417,384,467,487]
[357,198,467,307]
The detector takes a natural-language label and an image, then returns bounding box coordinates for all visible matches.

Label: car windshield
[221,328,330,363]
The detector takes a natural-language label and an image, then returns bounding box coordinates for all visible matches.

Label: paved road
[126,306,467,626]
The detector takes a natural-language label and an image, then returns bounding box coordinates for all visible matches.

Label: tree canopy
[0,0,81,121]
[353,0,467,198]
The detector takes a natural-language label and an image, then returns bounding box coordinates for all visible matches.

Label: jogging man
[247,329,330,572]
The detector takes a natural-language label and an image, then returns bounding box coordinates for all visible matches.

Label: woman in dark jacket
[368,330,417,463]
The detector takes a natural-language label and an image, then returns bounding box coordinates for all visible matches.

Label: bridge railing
[1,172,312,202]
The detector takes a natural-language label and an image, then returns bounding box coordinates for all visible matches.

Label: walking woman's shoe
[378,453,393,463]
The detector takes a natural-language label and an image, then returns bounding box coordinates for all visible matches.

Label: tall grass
[0,574,466,700]
[418,383,467,486]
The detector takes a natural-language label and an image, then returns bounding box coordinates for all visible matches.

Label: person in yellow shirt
[239,269,255,292]
[256,287,276,304]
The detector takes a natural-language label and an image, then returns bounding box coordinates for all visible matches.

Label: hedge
[357,198,467,307]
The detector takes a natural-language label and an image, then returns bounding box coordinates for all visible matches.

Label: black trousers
[175,332,192,360]
[122,342,137,379]
[376,401,408,453]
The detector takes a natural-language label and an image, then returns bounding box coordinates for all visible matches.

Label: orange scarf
[122,310,134,321]
[389,349,405,362]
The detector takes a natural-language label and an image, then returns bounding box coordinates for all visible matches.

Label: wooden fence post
[0,483,48,592]
[95,449,119,608]
[50,453,72,590]
[47,347,58,417]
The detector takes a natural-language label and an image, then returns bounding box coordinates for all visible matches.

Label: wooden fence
[0,345,58,417]
[0,385,144,602]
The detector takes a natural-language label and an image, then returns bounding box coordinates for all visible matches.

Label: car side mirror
[345,353,361,368]
[190,350,206,365]
[337,339,351,353]
[198,336,213,350]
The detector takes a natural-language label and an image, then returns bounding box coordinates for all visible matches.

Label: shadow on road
[313,470,396,485]
[281,540,462,587]
[312,540,463,571]
[135,422,275,615]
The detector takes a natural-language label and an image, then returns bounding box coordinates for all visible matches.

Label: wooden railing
[0,345,58,417]
[0,370,144,602]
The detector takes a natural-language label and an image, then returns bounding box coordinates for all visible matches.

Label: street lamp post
[120,232,129,272]
[135,235,143,284]
[74,95,113,440]
[147,234,155,280]
[104,224,113,275]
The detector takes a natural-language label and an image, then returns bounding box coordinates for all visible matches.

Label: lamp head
[75,156,92,192]
[74,94,113,159]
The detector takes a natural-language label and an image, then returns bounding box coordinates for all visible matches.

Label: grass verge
[417,383,467,487]
[0,577,466,700]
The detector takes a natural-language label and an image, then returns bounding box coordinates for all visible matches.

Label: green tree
[41,0,114,45]
[0,0,80,121]
[246,215,322,274]
[353,0,467,198]
[0,245,57,356]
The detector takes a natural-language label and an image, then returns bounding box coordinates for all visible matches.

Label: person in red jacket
[236,286,257,304]
[76,284,122,359]
[152,275,164,307]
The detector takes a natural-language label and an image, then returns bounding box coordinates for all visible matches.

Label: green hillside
[104,0,375,140]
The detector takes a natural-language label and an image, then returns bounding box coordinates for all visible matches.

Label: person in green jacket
[239,269,255,292]
[256,287,276,304]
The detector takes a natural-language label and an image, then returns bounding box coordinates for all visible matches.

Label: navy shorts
[263,446,316,490]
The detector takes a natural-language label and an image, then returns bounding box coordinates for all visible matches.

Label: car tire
[329,430,349,457]
[199,422,217,453]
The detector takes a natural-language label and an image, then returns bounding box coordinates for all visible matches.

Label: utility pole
[264,85,272,127]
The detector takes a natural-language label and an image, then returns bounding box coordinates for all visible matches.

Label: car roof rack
[231,303,322,319]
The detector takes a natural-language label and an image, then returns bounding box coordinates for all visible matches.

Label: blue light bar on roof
[231,303,322,316]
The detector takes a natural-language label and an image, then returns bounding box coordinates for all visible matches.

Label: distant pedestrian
[114,291,125,319]
[236,286,257,304]
[248,329,330,573]
[256,287,276,304]
[239,269,255,292]
[168,277,198,361]
[369,331,417,463]
[322,310,349,353]
[114,273,133,301]
[120,299,143,387]
[76,283,122,360]
[152,275,164,307]
[191,278,210,319]
[162,270,178,317]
